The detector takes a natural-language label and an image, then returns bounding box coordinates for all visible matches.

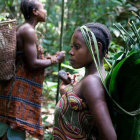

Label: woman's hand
[56,51,65,63]
[46,51,65,64]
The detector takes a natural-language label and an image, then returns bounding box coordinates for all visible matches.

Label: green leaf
[61,63,75,70]
[107,51,140,140]
[109,51,140,112]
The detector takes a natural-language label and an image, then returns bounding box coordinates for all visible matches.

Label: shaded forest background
[0,0,140,139]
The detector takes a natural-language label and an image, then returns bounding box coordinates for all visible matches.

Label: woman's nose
[69,49,74,55]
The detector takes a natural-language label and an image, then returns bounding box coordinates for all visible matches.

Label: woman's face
[69,30,92,69]
[35,1,47,22]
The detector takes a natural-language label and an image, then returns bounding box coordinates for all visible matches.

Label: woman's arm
[20,25,65,70]
[81,75,117,140]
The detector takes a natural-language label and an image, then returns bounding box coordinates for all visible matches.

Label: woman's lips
[69,59,74,65]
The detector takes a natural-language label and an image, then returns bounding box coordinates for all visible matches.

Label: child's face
[69,30,92,69]
[35,1,47,22]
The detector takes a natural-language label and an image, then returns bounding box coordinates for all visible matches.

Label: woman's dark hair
[20,0,38,20]
[78,23,111,56]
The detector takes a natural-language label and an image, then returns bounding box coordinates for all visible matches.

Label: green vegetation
[0,0,140,139]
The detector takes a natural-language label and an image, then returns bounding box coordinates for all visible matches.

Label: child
[53,23,117,140]
[0,0,65,140]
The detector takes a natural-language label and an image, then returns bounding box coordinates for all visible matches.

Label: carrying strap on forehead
[80,25,140,116]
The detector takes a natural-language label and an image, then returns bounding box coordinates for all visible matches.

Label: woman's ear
[92,42,102,54]
[32,8,38,16]
[97,42,102,52]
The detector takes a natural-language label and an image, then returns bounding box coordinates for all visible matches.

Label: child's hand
[59,73,78,96]
[60,81,68,96]
[67,72,78,86]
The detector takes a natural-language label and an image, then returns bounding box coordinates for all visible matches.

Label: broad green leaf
[108,51,140,140]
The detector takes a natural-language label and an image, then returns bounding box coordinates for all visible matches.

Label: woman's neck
[85,61,106,79]
[25,18,38,28]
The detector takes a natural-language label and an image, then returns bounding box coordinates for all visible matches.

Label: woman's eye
[74,45,79,50]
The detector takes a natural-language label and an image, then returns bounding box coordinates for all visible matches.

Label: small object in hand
[58,70,71,84]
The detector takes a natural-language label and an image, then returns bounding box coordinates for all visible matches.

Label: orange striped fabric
[0,45,45,139]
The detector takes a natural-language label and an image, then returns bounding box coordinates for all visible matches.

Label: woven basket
[0,19,16,81]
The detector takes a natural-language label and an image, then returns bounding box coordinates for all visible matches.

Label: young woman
[0,0,65,140]
[53,23,117,140]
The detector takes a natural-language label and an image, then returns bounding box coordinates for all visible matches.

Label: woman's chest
[73,81,84,99]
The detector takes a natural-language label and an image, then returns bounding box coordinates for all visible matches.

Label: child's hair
[20,0,38,20]
[78,23,111,56]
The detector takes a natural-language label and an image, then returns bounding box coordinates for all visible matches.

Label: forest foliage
[0,0,140,139]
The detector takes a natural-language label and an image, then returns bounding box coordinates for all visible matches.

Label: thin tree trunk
[56,0,64,104]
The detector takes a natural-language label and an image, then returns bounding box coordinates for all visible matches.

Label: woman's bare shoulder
[81,75,105,100]
[82,75,102,88]
[17,23,35,36]
[17,23,36,41]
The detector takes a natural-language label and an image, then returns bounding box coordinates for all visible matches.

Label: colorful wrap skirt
[53,85,97,140]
